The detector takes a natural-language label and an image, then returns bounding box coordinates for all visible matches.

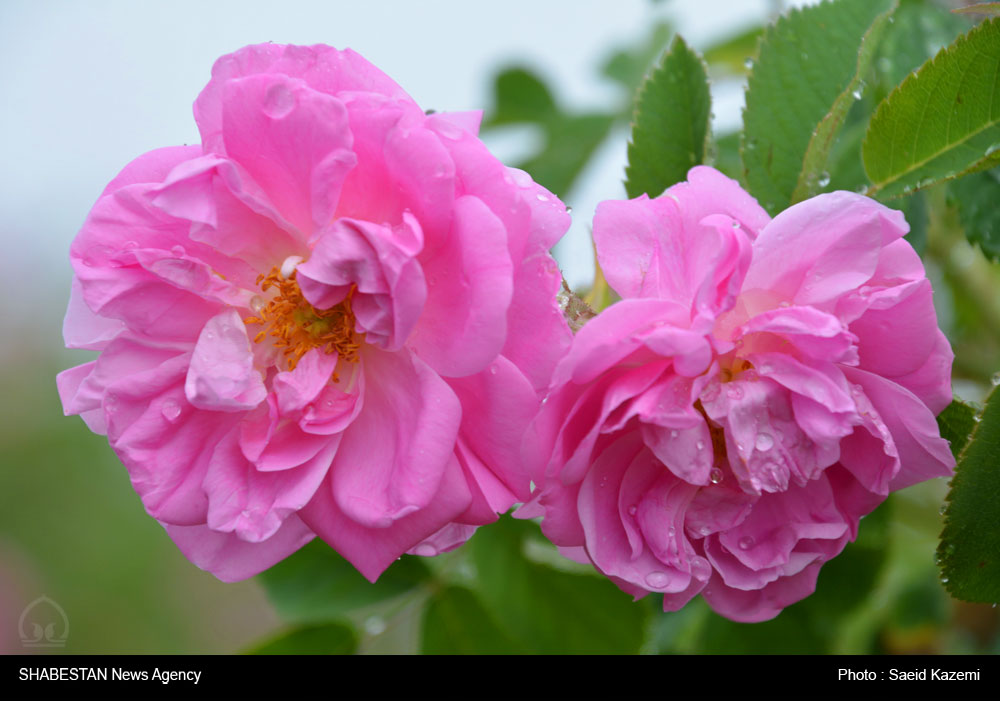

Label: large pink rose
[524,166,954,622]
[57,44,571,582]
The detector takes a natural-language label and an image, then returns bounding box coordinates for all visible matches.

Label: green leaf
[703,26,763,75]
[953,2,1000,16]
[247,623,357,655]
[937,399,978,458]
[899,189,929,255]
[488,68,557,125]
[742,0,897,214]
[483,67,615,198]
[420,586,521,654]
[875,0,970,95]
[257,539,431,623]
[949,167,1000,261]
[469,517,647,654]
[711,131,743,183]
[602,21,673,91]
[625,35,711,198]
[939,384,1000,603]
[518,114,615,198]
[864,18,1000,198]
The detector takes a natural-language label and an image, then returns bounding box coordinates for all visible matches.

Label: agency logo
[19,596,69,648]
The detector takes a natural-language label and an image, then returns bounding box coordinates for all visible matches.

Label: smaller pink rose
[525,166,954,622]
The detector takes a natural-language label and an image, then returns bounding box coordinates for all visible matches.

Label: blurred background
[2,0,997,654]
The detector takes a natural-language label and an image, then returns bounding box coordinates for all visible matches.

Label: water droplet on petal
[536,193,549,202]
[738,536,755,550]
[755,433,774,452]
[263,82,296,119]
[628,505,637,516]
[645,571,671,589]
[489,364,498,375]
[171,245,186,257]
[414,543,438,557]
[696,440,705,451]
[709,468,723,484]
[250,295,266,313]
[161,399,182,422]
[690,556,712,580]
[670,429,679,439]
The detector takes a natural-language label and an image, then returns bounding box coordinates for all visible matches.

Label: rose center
[719,357,753,383]
[245,265,362,372]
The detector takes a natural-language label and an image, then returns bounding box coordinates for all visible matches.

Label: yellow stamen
[720,357,753,383]
[245,266,362,374]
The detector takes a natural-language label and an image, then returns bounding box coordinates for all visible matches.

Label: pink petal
[744,192,908,307]
[203,428,338,542]
[56,362,107,435]
[738,305,859,364]
[63,276,125,351]
[447,354,538,501]
[501,250,572,393]
[551,298,703,387]
[185,309,267,412]
[163,515,315,583]
[102,350,239,526]
[593,186,753,315]
[272,348,338,415]
[850,279,953,413]
[666,166,771,240]
[100,144,202,197]
[220,74,356,237]
[578,436,696,594]
[407,522,480,557]
[842,367,954,490]
[702,561,825,623]
[329,348,462,528]
[300,453,471,582]
[454,439,519,523]
[408,195,513,377]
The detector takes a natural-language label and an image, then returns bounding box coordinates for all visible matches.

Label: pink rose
[524,166,954,622]
[57,44,571,582]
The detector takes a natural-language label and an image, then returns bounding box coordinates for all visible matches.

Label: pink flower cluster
[59,44,954,622]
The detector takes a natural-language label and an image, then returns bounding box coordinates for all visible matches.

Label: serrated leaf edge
[938,388,996,602]
[624,34,712,198]
[863,17,1000,198]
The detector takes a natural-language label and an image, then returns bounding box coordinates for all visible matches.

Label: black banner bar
[2,654,998,696]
